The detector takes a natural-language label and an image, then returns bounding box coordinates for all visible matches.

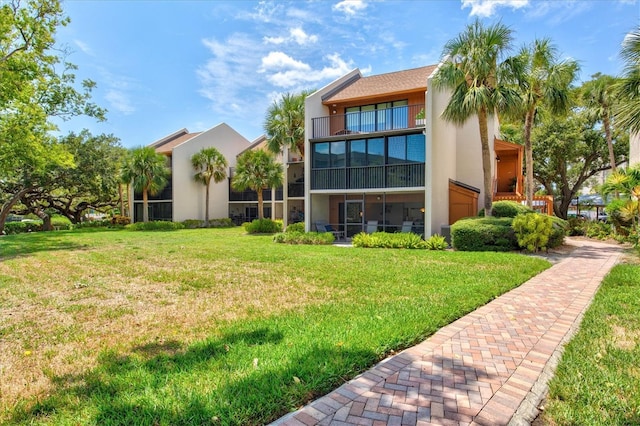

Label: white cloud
[260,51,311,72]
[73,39,94,56]
[524,0,592,25]
[105,89,135,115]
[461,0,529,17]
[290,27,318,45]
[197,33,265,114]
[264,27,318,45]
[237,0,283,23]
[264,52,354,88]
[333,0,367,17]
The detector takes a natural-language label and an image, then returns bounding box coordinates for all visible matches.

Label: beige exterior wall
[630,131,640,167]
[304,69,362,232]
[171,123,251,222]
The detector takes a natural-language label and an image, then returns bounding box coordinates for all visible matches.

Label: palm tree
[433,19,518,217]
[231,149,283,220]
[615,26,640,134]
[509,38,578,208]
[582,73,618,172]
[191,147,228,227]
[127,146,170,222]
[602,165,640,228]
[264,90,313,159]
[118,153,134,217]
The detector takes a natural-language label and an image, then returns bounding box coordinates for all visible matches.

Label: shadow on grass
[0,231,91,259]
[10,326,376,425]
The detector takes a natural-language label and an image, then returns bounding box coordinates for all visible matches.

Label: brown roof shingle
[324,65,438,103]
[151,130,202,155]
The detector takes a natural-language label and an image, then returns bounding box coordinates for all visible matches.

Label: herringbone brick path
[271,238,622,426]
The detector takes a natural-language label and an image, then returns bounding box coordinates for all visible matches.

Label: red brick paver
[271,238,622,426]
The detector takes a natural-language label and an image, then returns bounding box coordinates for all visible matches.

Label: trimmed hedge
[182,218,235,229]
[285,222,305,233]
[451,217,518,251]
[479,200,533,218]
[452,214,567,252]
[3,221,44,235]
[273,231,334,245]
[243,218,283,234]
[126,221,185,231]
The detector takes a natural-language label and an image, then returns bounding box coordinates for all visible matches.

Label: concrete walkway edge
[271,238,623,426]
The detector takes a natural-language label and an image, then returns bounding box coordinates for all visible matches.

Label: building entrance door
[345,200,364,237]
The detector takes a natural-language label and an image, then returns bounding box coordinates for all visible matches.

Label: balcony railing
[312,104,425,139]
[311,163,425,190]
[493,194,554,215]
[229,186,284,202]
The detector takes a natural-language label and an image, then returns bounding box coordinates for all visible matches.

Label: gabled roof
[149,128,202,154]
[238,135,267,156]
[323,65,438,104]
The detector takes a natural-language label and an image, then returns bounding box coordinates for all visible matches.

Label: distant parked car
[597,214,608,222]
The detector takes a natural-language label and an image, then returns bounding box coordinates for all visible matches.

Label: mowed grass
[540,262,640,425]
[0,227,549,425]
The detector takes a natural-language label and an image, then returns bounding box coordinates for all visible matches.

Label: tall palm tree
[615,26,640,134]
[231,149,283,220]
[582,73,619,173]
[433,19,518,217]
[264,90,313,159]
[191,147,228,227]
[509,38,578,207]
[127,146,170,222]
[118,153,133,217]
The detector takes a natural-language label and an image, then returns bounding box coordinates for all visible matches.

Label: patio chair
[315,221,344,240]
[366,220,378,234]
[401,221,413,233]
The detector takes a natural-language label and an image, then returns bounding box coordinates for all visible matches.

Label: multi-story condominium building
[132,123,285,223]
[303,65,531,238]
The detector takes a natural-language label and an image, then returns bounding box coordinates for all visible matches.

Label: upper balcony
[311,104,425,139]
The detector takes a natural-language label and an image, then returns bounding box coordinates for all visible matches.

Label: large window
[313,134,425,169]
[388,134,425,164]
[345,100,408,133]
[314,141,345,168]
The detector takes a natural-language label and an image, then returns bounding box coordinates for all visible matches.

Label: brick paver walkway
[271,238,623,426]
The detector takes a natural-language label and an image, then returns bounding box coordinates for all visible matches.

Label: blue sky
[55,0,639,148]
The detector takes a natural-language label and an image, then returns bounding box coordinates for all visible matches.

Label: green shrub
[585,221,614,240]
[110,215,131,226]
[209,218,234,228]
[512,213,553,252]
[549,216,567,248]
[126,221,185,231]
[273,231,334,245]
[48,216,72,230]
[567,217,587,236]
[243,218,283,234]
[352,232,426,249]
[182,219,204,229]
[479,200,533,218]
[3,221,43,235]
[425,234,448,250]
[73,219,113,229]
[285,222,305,233]
[451,217,517,252]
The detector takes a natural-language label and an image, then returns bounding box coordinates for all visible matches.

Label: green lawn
[540,262,640,425]
[0,227,550,425]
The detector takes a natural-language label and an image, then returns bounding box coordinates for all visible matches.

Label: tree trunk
[204,180,211,227]
[142,189,149,222]
[296,141,305,159]
[478,108,493,217]
[0,187,31,233]
[604,114,616,174]
[33,207,53,231]
[524,110,535,208]
[118,183,125,216]
[257,189,264,219]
